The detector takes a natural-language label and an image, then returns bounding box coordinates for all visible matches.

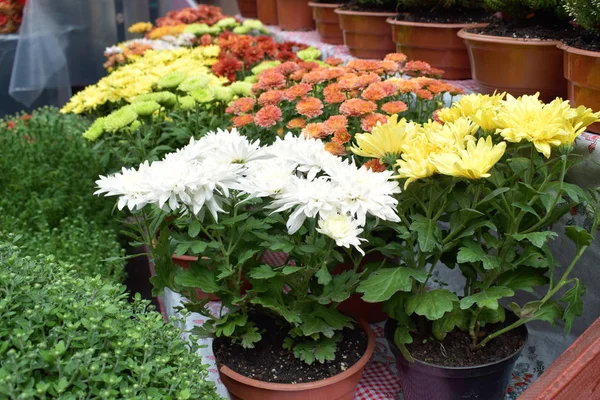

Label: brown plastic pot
[559,43,600,134]
[172,254,220,301]
[237,0,259,18]
[309,2,343,45]
[276,0,315,31]
[335,9,396,59]
[388,18,488,80]
[458,29,567,102]
[257,0,279,26]
[216,318,375,400]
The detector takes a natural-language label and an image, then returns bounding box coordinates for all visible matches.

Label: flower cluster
[96,128,400,253]
[154,4,225,27]
[228,53,463,154]
[0,0,25,33]
[352,93,600,186]
[62,46,224,114]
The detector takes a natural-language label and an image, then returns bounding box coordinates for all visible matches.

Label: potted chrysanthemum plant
[96,128,402,400]
[352,92,600,400]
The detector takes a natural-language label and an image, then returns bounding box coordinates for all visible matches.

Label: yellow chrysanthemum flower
[396,150,438,189]
[429,136,507,180]
[427,117,478,151]
[128,22,153,34]
[350,115,418,162]
[437,92,505,132]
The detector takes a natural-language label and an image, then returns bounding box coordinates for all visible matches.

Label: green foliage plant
[484,0,566,21]
[0,243,222,400]
[564,0,600,34]
[397,0,484,12]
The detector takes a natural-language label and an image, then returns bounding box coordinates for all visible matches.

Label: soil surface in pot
[394,9,489,24]
[406,319,526,367]
[338,0,396,13]
[563,30,600,52]
[214,315,368,383]
[473,16,576,41]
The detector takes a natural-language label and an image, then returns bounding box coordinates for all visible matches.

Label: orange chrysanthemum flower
[324,90,346,104]
[333,130,351,144]
[381,101,408,114]
[232,114,254,127]
[302,69,328,85]
[256,70,287,91]
[339,98,377,116]
[298,61,320,71]
[258,90,284,106]
[364,159,387,172]
[226,98,256,115]
[361,113,388,132]
[416,89,434,101]
[290,68,307,81]
[325,67,349,81]
[394,79,422,94]
[428,67,445,78]
[324,115,348,134]
[356,73,381,89]
[296,97,323,118]
[285,83,312,100]
[361,83,388,101]
[302,122,333,139]
[275,61,300,76]
[324,57,343,66]
[324,141,347,156]
[381,60,399,74]
[384,53,408,64]
[254,105,282,127]
[287,118,307,129]
[403,60,432,75]
[338,73,361,91]
[347,59,382,72]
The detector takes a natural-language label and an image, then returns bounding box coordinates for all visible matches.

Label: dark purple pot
[384,319,527,400]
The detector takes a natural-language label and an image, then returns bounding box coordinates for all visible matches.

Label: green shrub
[564,0,600,33]
[484,0,565,18]
[0,243,222,400]
[398,0,483,11]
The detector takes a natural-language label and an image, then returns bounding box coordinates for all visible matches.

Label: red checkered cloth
[356,361,401,400]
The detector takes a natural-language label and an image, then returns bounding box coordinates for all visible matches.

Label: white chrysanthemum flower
[104,45,123,56]
[317,212,366,255]
[323,158,401,224]
[95,162,153,211]
[240,158,296,198]
[270,176,340,234]
[266,133,337,180]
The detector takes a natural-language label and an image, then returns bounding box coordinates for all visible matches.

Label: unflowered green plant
[564,0,600,33]
[484,0,566,20]
[0,243,222,400]
[354,93,600,359]
[398,0,484,11]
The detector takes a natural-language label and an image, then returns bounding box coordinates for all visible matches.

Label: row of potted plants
[94,89,600,400]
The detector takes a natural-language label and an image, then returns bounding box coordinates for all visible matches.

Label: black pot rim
[384,318,528,371]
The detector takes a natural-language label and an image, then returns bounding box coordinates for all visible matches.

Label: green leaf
[221,213,249,225]
[251,295,301,324]
[293,337,337,365]
[188,220,201,238]
[357,268,428,302]
[190,240,208,254]
[513,202,540,219]
[456,241,500,270]
[497,267,549,292]
[240,324,262,348]
[432,305,468,341]
[478,306,505,326]
[509,232,558,248]
[237,249,259,265]
[174,242,191,256]
[282,266,302,275]
[479,187,510,205]
[382,293,411,325]
[405,290,458,321]
[560,279,585,333]
[565,226,593,251]
[508,157,530,174]
[394,325,413,345]
[174,268,221,293]
[248,265,277,280]
[533,301,563,325]
[515,247,549,269]
[410,215,441,252]
[460,286,514,310]
[316,265,332,285]
[320,270,359,304]
[561,183,586,202]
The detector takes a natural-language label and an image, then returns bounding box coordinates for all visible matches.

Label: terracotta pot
[521,316,600,399]
[276,0,315,31]
[257,0,278,26]
[387,18,488,80]
[385,319,528,400]
[237,0,259,18]
[309,2,343,45]
[335,9,396,59]
[172,254,220,301]
[559,43,600,134]
[458,29,566,102]
[216,319,375,400]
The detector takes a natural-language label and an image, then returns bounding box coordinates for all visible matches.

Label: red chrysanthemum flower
[361,113,388,132]
[232,114,255,127]
[254,105,282,128]
[287,118,307,129]
[339,98,377,116]
[226,98,256,115]
[212,56,243,82]
[381,101,408,115]
[284,83,312,100]
[364,159,387,172]
[324,141,347,156]
[200,33,213,46]
[296,97,323,119]
[276,50,297,62]
[258,90,284,106]
[302,122,333,139]
[0,14,8,26]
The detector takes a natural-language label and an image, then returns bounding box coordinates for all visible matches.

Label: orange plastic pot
[276,0,315,31]
[388,18,488,80]
[216,319,375,400]
[335,9,396,59]
[257,0,278,26]
[172,254,220,301]
[238,0,259,18]
[309,2,343,45]
[559,43,600,134]
[458,29,566,102]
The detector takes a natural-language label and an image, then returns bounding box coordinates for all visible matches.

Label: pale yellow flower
[437,92,505,132]
[350,115,418,161]
[128,22,153,34]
